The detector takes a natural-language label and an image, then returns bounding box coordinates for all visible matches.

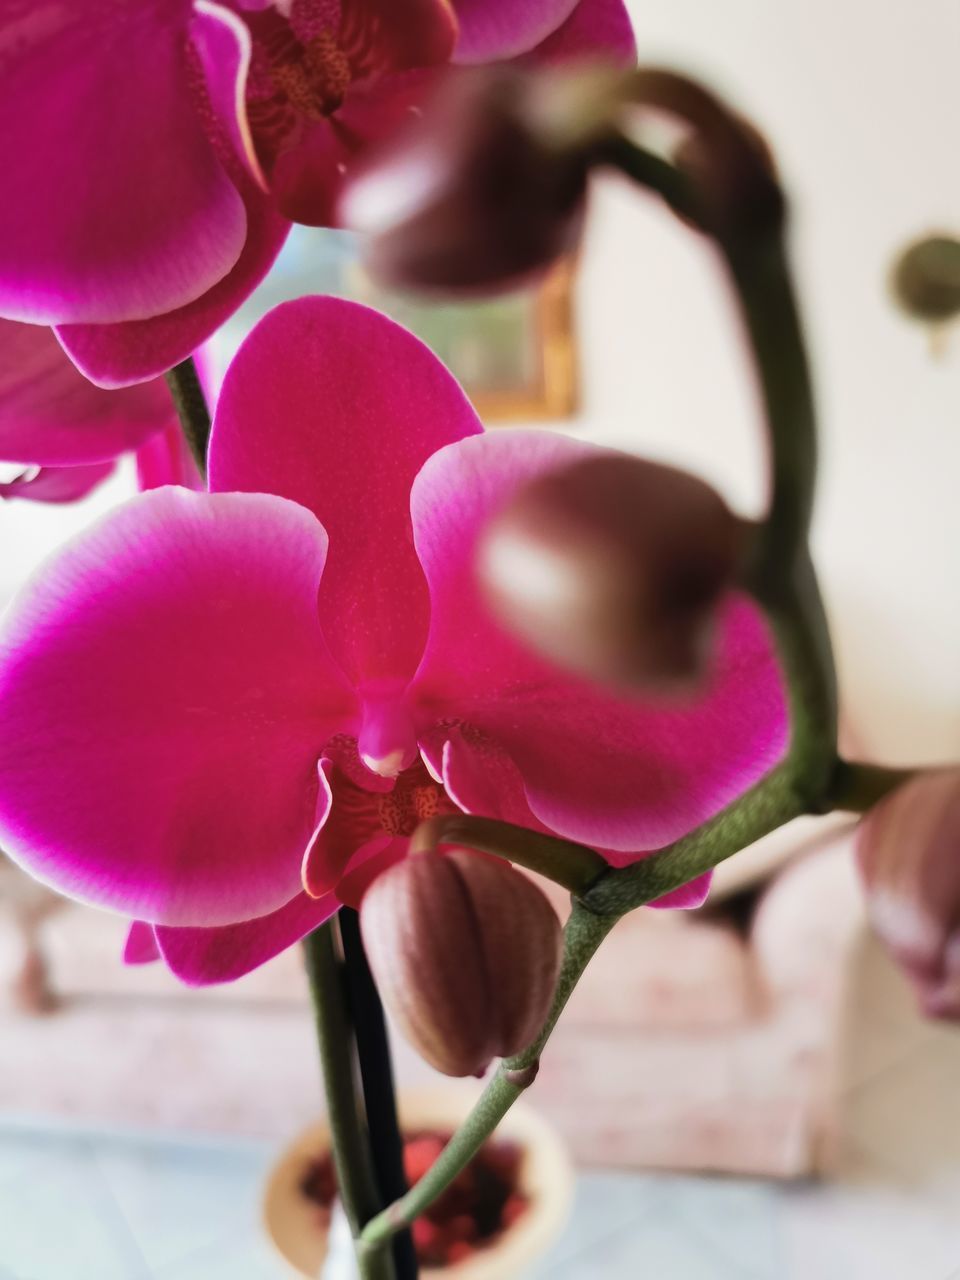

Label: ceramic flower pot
[263,1087,574,1278]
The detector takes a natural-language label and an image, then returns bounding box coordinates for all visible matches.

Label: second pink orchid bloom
[0,0,635,388]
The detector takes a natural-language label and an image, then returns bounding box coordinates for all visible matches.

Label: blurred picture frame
[212,227,578,424]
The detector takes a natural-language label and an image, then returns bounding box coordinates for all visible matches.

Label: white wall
[557,0,960,764]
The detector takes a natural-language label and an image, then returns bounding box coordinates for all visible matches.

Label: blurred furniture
[538,825,863,1176]
[0,822,864,1179]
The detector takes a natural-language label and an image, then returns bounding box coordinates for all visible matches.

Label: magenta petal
[135,424,205,492]
[0,321,176,465]
[422,727,547,831]
[336,836,408,909]
[302,759,388,899]
[123,921,161,966]
[649,872,713,911]
[435,726,710,904]
[0,0,245,325]
[522,0,637,64]
[56,185,289,388]
[0,488,358,926]
[410,431,788,852]
[0,463,116,504]
[155,891,339,985]
[210,297,482,687]
[269,71,438,227]
[189,0,267,190]
[300,758,340,898]
[452,0,580,62]
[265,117,353,229]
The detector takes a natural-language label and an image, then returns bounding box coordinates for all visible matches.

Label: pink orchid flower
[0,318,194,504]
[0,298,787,986]
[2,0,635,390]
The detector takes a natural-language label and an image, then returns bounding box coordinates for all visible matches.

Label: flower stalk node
[502,1061,540,1090]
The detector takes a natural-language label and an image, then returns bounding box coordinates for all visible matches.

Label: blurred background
[1,1,959,1277]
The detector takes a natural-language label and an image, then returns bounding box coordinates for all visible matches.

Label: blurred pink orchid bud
[856,769,960,1020]
[478,452,747,691]
[360,849,562,1077]
[339,66,604,294]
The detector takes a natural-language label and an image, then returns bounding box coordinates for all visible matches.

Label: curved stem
[304,923,396,1280]
[410,814,607,896]
[725,233,838,799]
[164,357,211,478]
[827,760,916,813]
[359,903,615,1255]
[582,763,803,915]
[726,236,817,556]
[595,133,700,223]
[753,547,837,801]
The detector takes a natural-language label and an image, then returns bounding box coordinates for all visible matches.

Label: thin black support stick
[339,909,418,1280]
[303,922,396,1280]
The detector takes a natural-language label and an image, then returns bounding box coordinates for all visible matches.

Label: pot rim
[262,1084,575,1278]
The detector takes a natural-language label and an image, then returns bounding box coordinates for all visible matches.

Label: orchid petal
[0,488,357,926]
[210,297,482,687]
[452,0,580,63]
[302,761,387,898]
[123,921,161,966]
[56,185,289,388]
[135,424,205,492]
[155,890,339,985]
[0,463,116,505]
[422,726,547,831]
[336,835,408,908]
[301,758,342,898]
[0,320,175,466]
[0,0,245,325]
[410,431,788,853]
[190,0,268,191]
[267,70,439,227]
[650,872,714,910]
[521,0,637,65]
[334,0,458,68]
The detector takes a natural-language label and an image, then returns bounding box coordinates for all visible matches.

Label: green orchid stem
[164,356,211,478]
[827,760,916,813]
[410,814,608,895]
[359,902,616,1256]
[304,923,397,1280]
[723,227,837,790]
[583,763,801,914]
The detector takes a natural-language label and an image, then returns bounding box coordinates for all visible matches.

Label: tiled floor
[2,936,960,1280]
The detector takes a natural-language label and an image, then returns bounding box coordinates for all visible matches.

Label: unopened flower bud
[890,234,960,324]
[478,454,746,690]
[856,768,960,1020]
[360,849,562,1077]
[339,67,599,294]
